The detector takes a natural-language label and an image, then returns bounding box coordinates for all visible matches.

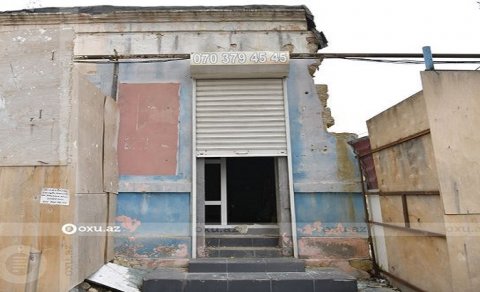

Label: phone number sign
[191,51,289,66]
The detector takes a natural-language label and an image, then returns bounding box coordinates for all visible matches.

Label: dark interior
[227,157,277,224]
[205,163,221,224]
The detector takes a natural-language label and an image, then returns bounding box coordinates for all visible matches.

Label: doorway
[204,157,277,226]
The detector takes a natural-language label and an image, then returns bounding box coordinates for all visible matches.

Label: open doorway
[204,157,277,225]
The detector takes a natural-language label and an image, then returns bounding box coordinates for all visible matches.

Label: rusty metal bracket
[369,221,446,238]
[360,129,431,158]
[368,190,440,196]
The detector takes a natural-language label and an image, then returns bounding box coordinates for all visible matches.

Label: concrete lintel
[294,182,362,193]
[118,181,192,193]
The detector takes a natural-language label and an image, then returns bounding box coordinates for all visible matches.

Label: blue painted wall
[88,58,367,261]
[115,192,191,258]
[88,61,195,260]
[286,60,361,192]
[295,192,367,238]
[286,61,367,257]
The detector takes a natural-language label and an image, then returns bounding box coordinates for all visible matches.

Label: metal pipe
[191,79,197,259]
[422,46,435,70]
[73,52,480,61]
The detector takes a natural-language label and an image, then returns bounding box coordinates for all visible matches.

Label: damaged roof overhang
[0,5,328,51]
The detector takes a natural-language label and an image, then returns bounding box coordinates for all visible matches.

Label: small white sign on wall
[40,188,70,206]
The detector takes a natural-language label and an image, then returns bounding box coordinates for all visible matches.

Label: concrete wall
[0,6,367,275]
[287,60,368,273]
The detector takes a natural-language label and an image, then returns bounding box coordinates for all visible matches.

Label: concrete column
[275,157,293,256]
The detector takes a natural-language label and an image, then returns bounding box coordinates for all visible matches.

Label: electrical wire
[331,57,480,65]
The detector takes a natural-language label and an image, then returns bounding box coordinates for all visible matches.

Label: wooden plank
[0,166,75,292]
[71,193,108,285]
[103,96,119,194]
[0,28,74,166]
[379,196,404,225]
[444,214,480,292]
[72,72,105,193]
[372,134,439,192]
[406,195,445,234]
[367,91,429,149]
[105,193,117,262]
[421,71,480,214]
[383,229,452,292]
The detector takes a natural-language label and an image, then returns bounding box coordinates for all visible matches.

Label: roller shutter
[195,79,288,157]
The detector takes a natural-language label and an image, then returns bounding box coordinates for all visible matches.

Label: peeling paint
[298,237,370,259]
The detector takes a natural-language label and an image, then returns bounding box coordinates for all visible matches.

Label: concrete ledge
[143,268,357,292]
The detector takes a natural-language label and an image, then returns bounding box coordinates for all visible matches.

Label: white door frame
[204,158,228,226]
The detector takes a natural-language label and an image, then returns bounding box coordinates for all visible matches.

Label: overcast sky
[2,0,479,135]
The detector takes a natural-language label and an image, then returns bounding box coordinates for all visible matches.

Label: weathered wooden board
[0,28,74,166]
[367,91,429,149]
[105,193,117,262]
[0,166,75,292]
[421,71,480,214]
[71,193,108,285]
[444,214,480,292]
[407,195,445,234]
[103,96,119,194]
[383,229,452,292]
[72,72,105,194]
[372,134,439,192]
[379,196,404,225]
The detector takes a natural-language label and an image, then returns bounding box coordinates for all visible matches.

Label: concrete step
[143,268,357,292]
[206,246,283,258]
[189,258,305,273]
[206,235,280,248]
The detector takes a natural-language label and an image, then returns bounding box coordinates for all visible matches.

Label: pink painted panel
[118,83,180,175]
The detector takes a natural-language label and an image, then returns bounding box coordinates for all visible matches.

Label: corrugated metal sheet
[349,136,378,190]
[195,79,287,157]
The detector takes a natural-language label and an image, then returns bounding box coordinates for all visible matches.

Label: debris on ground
[358,277,401,292]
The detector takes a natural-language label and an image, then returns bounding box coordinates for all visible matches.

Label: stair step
[206,247,283,258]
[143,268,357,292]
[206,236,279,247]
[189,258,305,273]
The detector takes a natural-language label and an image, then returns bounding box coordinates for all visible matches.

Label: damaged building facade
[0,6,369,290]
